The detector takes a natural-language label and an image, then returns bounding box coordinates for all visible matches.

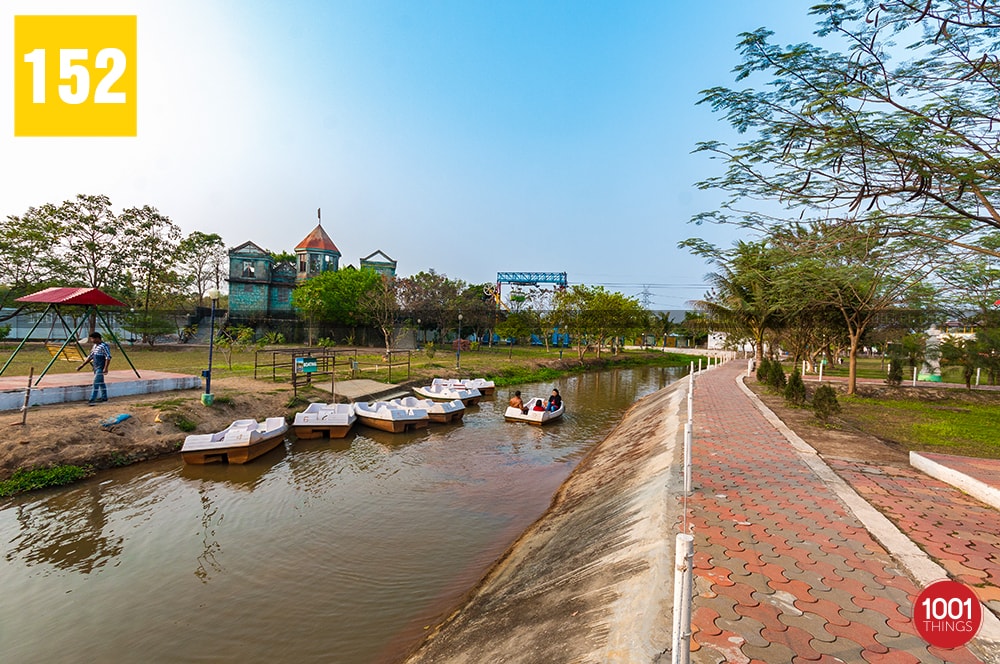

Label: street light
[457,313,463,370]
[416,318,421,347]
[201,287,221,406]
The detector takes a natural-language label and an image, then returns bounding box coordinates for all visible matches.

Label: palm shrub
[756,357,771,383]
[767,360,787,392]
[813,384,841,422]
[783,367,807,406]
[886,357,903,387]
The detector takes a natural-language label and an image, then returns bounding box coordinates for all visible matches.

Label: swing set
[0,287,141,385]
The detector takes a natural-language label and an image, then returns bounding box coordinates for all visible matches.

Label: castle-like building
[227,223,396,321]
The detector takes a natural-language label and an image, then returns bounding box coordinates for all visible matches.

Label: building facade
[227,222,396,322]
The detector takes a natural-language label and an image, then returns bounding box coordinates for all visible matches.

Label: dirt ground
[0,376,298,481]
[750,382,912,466]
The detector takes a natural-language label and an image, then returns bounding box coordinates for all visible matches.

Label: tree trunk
[847,330,861,395]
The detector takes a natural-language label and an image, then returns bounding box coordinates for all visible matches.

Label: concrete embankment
[403,380,688,663]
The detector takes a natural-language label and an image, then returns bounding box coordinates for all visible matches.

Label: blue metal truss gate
[496,272,568,287]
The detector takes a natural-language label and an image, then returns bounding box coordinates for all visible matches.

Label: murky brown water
[0,366,681,663]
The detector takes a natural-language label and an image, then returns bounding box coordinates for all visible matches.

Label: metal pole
[203,298,217,404]
[672,533,694,664]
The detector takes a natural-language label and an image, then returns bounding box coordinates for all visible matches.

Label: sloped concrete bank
[403,380,688,664]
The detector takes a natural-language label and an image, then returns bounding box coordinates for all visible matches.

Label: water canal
[0,366,682,663]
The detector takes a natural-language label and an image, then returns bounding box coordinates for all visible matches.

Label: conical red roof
[295,224,340,254]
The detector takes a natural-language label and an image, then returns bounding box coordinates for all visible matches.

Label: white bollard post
[976,368,981,386]
[684,422,693,493]
[913,366,918,387]
[818,362,823,382]
[698,358,702,373]
[802,360,807,376]
[747,359,754,377]
[672,533,695,664]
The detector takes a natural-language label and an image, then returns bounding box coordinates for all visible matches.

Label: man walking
[77,332,112,405]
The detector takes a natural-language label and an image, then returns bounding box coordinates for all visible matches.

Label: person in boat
[547,388,562,412]
[509,390,527,414]
[532,399,546,412]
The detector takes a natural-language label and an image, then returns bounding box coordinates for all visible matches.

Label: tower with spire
[295,221,341,282]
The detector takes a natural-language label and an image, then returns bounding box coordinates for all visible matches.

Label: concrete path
[689,361,999,663]
[0,369,200,410]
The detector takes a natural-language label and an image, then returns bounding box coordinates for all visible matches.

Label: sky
[0,0,821,310]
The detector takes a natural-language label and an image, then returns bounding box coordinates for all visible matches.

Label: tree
[362,275,402,354]
[554,285,645,360]
[0,206,63,308]
[696,1,1000,259]
[685,239,786,364]
[396,270,464,339]
[53,194,124,293]
[772,221,940,394]
[291,268,381,343]
[177,231,227,305]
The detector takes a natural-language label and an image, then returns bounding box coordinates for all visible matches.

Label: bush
[886,357,903,387]
[0,465,92,497]
[784,367,807,406]
[756,357,771,383]
[813,384,841,421]
[425,342,436,359]
[767,361,787,392]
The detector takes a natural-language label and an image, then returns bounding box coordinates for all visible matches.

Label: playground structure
[0,287,140,385]
[491,272,568,312]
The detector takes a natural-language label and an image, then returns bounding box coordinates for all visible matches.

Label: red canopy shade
[16,287,127,307]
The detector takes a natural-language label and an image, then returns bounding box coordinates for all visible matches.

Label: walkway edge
[735,373,1000,659]
[910,451,1000,511]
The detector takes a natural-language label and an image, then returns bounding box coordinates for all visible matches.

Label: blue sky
[0,1,820,309]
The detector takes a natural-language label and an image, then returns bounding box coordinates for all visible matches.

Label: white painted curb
[910,451,1000,511]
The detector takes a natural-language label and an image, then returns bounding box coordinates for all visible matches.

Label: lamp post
[456,313,463,370]
[201,288,221,405]
[416,318,421,348]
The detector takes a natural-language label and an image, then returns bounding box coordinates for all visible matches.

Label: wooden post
[19,367,34,425]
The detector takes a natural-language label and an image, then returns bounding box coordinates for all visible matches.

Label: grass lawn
[838,394,1000,459]
[0,341,699,388]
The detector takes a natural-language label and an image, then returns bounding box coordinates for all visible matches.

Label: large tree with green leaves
[696,0,1000,258]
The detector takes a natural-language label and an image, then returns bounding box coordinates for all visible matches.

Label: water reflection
[5,482,123,574]
[0,365,683,664]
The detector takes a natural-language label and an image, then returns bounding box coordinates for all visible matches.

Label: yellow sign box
[14,15,137,137]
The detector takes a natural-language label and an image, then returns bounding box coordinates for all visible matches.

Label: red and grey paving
[687,361,998,663]
[0,369,200,410]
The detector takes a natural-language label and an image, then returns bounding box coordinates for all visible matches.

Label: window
[242,261,255,278]
[309,255,321,273]
[299,257,307,273]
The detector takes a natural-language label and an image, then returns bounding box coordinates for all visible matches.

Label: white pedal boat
[391,396,465,424]
[181,417,289,464]
[504,397,564,425]
[292,402,357,439]
[412,383,482,406]
[354,401,430,433]
[431,377,496,396]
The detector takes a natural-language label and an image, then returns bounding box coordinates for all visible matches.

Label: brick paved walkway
[687,362,992,663]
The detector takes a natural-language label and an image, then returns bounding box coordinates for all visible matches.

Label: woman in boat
[547,389,562,412]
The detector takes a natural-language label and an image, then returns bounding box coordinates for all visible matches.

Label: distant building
[227,222,397,321]
[227,241,296,320]
[359,250,397,277]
